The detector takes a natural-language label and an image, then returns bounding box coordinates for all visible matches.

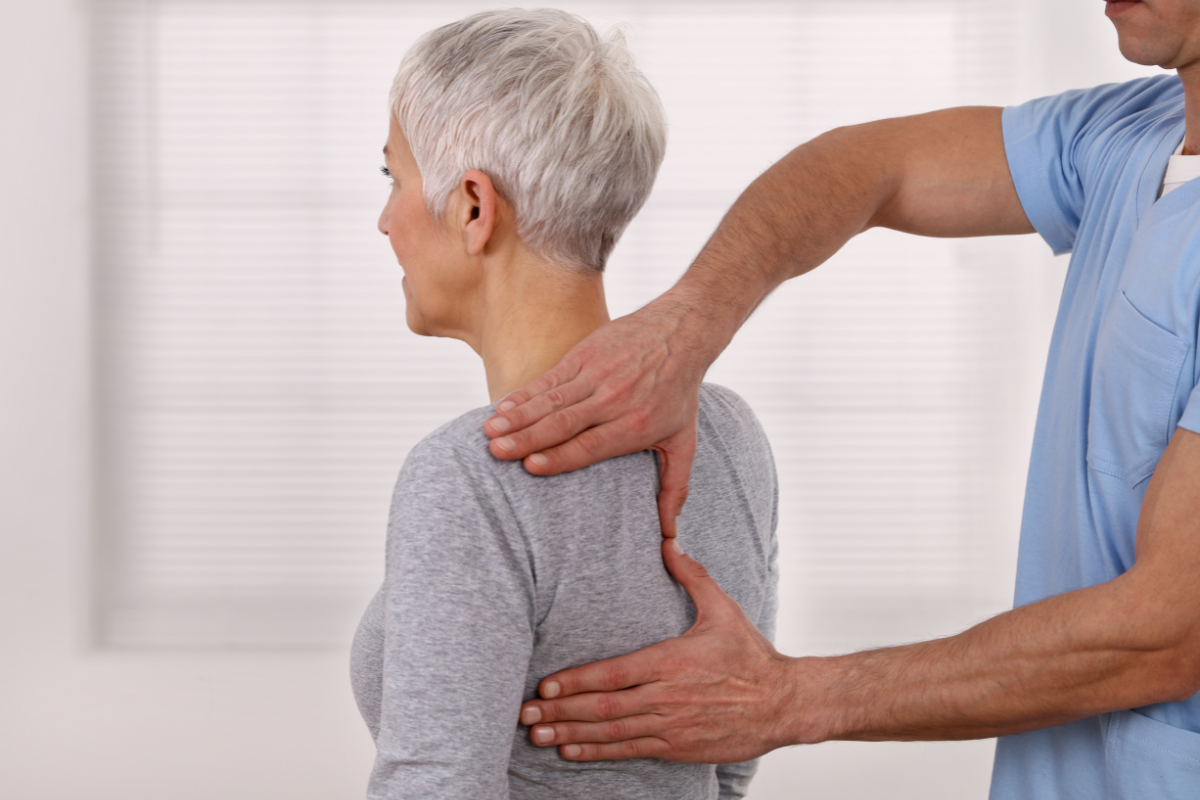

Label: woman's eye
[380,165,392,178]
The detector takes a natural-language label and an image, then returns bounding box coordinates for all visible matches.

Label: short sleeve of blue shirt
[1002,77,1185,255]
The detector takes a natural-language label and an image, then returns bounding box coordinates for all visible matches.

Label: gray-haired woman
[350,10,779,799]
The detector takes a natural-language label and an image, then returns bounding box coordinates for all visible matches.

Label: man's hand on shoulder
[484,297,711,534]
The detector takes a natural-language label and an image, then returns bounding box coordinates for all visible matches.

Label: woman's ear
[455,169,498,257]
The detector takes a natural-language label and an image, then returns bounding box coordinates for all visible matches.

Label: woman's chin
[406,321,433,337]
[404,309,433,337]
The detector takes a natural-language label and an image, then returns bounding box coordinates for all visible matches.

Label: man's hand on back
[519,539,801,762]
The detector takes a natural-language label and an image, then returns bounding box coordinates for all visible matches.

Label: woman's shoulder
[697,383,771,447]
[415,403,497,452]
[698,382,753,415]
[694,382,777,498]
[394,404,513,486]
[398,388,773,490]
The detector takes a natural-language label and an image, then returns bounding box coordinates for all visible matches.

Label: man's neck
[1179,63,1200,154]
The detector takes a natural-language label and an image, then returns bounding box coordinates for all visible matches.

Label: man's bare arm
[518,428,1200,760]
[484,107,1034,528]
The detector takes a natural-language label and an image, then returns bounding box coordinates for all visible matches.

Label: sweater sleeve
[367,435,535,800]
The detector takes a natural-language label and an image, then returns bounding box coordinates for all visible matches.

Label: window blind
[93,0,1031,648]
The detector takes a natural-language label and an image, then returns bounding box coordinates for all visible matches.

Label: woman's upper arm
[368,437,535,799]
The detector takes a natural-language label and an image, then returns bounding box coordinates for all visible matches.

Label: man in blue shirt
[475,1,1200,797]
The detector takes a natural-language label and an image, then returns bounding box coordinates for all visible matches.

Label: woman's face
[378,118,477,339]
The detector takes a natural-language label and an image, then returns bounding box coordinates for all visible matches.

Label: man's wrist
[771,655,850,747]
[653,274,746,370]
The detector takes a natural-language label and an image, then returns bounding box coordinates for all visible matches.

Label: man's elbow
[1160,655,1200,704]
[1146,639,1200,704]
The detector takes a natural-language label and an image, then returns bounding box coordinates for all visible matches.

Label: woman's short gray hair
[390,8,667,271]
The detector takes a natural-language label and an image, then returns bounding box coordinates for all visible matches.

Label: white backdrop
[90,0,1042,656]
[0,0,1161,798]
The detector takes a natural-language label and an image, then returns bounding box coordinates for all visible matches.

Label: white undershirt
[1160,137,1200,198]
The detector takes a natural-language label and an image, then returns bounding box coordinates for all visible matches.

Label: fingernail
[533,726,555,744]
[498,400,516,412]
[562,744,582,759]
[528,453,548,468]
[542,680,561,699]
[671,539,683,554]
[489,417,511,434]
[521,706,542,725]
[495,437,515,452]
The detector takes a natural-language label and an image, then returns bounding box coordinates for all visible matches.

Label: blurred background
[0,0,1162,797]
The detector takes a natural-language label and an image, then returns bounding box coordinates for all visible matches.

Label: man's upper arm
[865,106,1035,239]
[868,80,1176,247]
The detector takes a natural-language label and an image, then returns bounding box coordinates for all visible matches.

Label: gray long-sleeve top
[351,383,779,799]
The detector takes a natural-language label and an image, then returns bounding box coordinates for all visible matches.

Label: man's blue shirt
[993,74,1200,799]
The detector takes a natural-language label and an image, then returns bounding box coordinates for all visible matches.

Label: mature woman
[349,9,778,799]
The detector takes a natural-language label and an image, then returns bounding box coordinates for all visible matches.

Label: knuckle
[605,718,629,741]
[660,653,693,678]
[545,388,568,411]
[661,479,690,503]
[571,426,602,453]
[626,407,654,437]
[595,694,623,720]
[600,663,629,691]
[552,404,580,435]
[532,371,561,394]
[621,739,645,759]
[598,377,635,408]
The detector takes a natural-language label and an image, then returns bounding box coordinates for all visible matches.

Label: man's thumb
[661,538,739,625]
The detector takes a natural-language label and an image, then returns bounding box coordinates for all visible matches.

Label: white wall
[0,0,1164,798]
[0,1,374,797]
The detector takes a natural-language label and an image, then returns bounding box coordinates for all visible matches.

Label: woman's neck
[471,251,610,402]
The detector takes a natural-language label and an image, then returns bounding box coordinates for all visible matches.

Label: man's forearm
[660,126,891,359]
[793,569,1200,744]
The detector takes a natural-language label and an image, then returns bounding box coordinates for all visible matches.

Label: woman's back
[351,383,778,799]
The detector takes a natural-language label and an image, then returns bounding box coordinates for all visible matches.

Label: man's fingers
[522,684,652,727]
[484,359,585,440]
[653,425,697,537]
[558,738,670,762]
[527,711,664,748]
[534,643,662,701]
[661,539,743,629]
[486,387,599,461]
[515,420,649,476]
